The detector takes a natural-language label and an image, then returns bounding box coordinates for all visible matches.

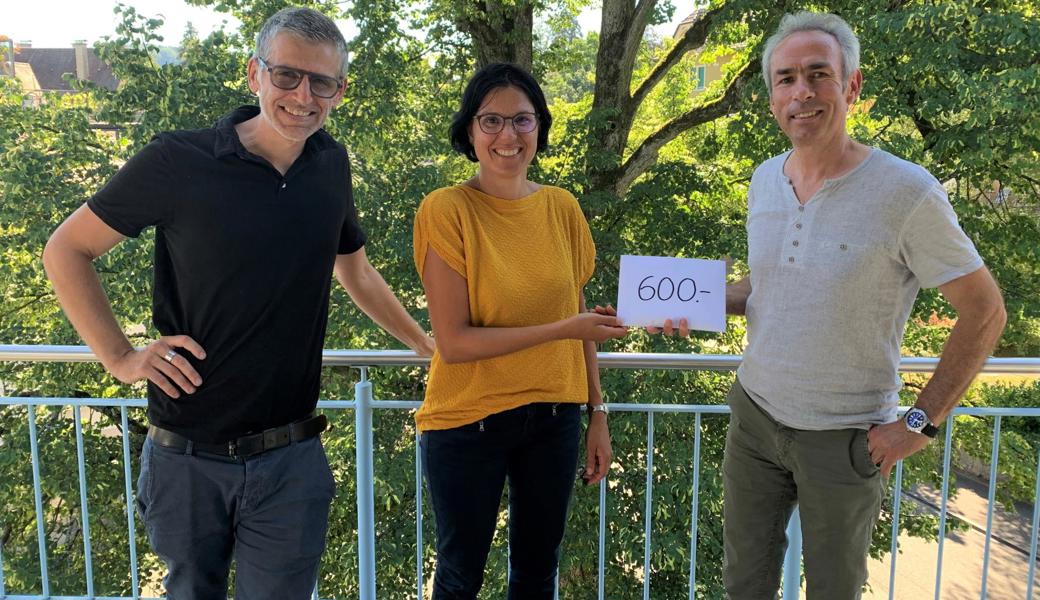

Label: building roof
[14,47,118,92]
[674,9,709,39]
[14,62,40,91]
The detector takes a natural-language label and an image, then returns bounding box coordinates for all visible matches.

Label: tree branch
[37,124,110,152]
[633,0,655,23]
[1,292,50,320]
[616,58,760,195]
[93,405,148,436]
[622,0,656,86]
[630,6,721,115]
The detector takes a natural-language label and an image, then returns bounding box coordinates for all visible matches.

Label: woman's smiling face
[469,85,539,179]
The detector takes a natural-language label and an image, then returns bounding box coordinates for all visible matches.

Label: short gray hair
[254,7,348,77]
[761,11,860,95]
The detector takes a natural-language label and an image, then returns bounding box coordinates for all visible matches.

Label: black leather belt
[147,414,327,460]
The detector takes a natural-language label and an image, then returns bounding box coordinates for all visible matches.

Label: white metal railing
[1,345,1039,600]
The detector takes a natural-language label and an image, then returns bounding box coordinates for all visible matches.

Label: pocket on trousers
[726,382,757,438]
[848,429,879,479]
[316,440,337,499]
[135,439,154,521]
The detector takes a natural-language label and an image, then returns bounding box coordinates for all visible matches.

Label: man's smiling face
[768,29,861,149]
[248,32,345,145]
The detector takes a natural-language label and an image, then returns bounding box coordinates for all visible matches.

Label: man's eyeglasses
[256,57,344,99]
[474,112,539,134]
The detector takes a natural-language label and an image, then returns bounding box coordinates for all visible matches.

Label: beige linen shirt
[736,148,984,430]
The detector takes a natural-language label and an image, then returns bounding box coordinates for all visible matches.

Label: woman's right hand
[563,312,628,342]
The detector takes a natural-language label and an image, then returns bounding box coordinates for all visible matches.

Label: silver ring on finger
[162,349,178,364]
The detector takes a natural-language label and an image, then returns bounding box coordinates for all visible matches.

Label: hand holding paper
[616,255,726,332]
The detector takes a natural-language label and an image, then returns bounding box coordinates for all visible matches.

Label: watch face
[906,409,927,430]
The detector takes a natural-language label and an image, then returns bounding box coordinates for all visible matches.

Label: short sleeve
[337,152,367,254]
[87,135,173,237]
[570,196,596,286]
[413,190,467,279]
[746,182,756,220]
[898,184,984,289]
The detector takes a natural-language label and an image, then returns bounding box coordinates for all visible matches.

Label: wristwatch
[588,403,609,417]
[904,407,939,438]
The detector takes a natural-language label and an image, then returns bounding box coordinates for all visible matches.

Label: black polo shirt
[88,106,365,443]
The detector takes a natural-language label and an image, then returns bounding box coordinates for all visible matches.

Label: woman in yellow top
[413,63,627,599]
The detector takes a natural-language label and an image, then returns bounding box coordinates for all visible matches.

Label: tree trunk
[456,0,534,71]
[456,0,772,199]
[587,0,653,193]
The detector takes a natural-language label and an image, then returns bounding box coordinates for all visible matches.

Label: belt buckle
[228,439,238,458]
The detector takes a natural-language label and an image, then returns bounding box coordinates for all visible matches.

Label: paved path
[863,473,1037,599]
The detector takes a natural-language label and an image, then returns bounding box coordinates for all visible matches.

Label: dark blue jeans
[421,402,582,600]
[135,436,336,600]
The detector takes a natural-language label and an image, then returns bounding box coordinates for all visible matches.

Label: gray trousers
[722,380,884,600]
[136,435,336,599]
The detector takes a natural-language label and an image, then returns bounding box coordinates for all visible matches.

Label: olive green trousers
[722,380,885,600]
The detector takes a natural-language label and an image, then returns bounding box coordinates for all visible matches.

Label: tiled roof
[674,9,709,39]
[14,47,118,91]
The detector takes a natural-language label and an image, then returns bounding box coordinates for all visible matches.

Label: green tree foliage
[1,0,1038,597]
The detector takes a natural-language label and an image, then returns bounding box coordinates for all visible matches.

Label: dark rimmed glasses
[474,112,539,134]
[256,56,344,99]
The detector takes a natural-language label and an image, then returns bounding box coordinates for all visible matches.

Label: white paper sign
[616,255,726,332]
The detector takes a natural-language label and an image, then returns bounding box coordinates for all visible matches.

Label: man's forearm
[43,244,133,368]
[915,304,1006,423]
[338,263,428,351]
[726,277,751,315]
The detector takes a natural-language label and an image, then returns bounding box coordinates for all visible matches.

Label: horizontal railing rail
[1,345,1039,600]
[4,345,1040,374]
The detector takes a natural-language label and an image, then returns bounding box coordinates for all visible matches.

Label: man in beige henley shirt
[720,11,1006,600]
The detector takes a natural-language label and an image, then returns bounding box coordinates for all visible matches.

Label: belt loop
[184,440,194,456]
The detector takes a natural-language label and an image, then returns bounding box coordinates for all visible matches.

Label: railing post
[415,428,425,600]
[889,461,905,600]
[73,405,95,597]
[782,507,802,599]
[934,415,955,600]
[120,407,140,599]
[598,474,607,600]
[1026,446,1040,600]
[356,367,376,600]
[643,412,655,600]
[27,403,50,597]
[981,415,1003,599]
[0,530,5,597]
[687,412,703,599]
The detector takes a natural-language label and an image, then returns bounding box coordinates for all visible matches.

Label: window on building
[693,65,706,91]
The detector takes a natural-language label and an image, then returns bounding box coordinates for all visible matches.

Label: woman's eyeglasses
[474,112,539,134]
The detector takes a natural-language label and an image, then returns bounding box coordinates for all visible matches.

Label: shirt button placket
[787,205,807,265]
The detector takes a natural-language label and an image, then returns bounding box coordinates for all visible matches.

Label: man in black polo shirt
[43,7,433,598]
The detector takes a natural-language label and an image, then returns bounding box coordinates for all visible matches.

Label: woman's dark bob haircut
[449,63,552,162]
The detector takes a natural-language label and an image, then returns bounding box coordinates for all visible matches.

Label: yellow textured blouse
[412,184,596,432]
